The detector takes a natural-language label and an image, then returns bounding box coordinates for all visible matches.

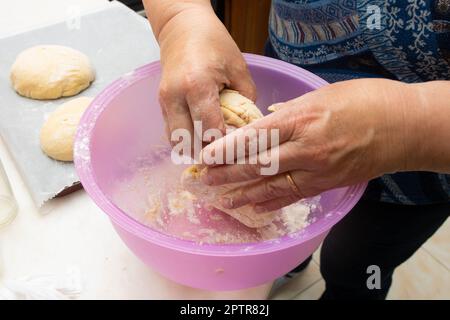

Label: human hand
[156,3,256,148]
[199,78,424,212]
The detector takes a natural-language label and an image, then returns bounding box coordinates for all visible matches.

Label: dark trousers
[318,198,449,299]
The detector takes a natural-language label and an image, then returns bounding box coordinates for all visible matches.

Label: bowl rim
[74,53,367,257]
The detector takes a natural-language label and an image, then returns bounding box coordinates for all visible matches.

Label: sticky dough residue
[112,155,321,245]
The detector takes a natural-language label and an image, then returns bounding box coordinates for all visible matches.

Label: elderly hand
[154,2,256,146]
[199,78,426,212]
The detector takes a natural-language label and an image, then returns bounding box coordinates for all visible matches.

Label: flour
[112,149,321,244]
[167,190,196,217]
[280,202,312,233]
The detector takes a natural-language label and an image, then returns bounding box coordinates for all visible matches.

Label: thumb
[230,69,257,102]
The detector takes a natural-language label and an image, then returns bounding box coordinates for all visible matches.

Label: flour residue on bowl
[111,147,321,244]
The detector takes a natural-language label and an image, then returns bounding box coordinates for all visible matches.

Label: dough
[40,97,93,161]
[219,89,263,127]
[182,90,276,228]
[10,45,95,100]
[181,166,276,228]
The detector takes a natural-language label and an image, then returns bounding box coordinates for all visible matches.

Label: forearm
[405,81,450,173]
[142,0,213,42]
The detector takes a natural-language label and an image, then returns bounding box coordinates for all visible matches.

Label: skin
[200,79,450,211]
[143,0,256,145]
[145,1,450,213]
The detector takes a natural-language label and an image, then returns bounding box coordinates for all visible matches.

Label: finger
[267,103,284,112]
[160,101,171,143]
[159,85,195,150]
[267,92,312,112]
[254,195,301,213]
[202,140,310,185]
[201,106,299,166]
[220,173,296,209]
[288,170,324,199]
[221,169,323,210]
[230,71,257,102]
[201,145,278,185]
[185,82,226,142]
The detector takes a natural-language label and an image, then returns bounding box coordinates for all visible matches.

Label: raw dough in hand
[10,45,95,100]
[182,89,276,228]
[40,97,93,161]
[182,166,276,228]
[219,89,263,127]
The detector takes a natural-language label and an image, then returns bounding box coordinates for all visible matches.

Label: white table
[0,0,271,299]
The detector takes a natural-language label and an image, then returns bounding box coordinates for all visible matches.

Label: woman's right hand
[151,1,256,148]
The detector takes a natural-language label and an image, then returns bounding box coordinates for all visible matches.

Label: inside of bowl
[88,62,358,245]
[249,63,316,113]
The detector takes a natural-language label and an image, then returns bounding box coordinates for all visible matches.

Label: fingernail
[267,103,279,112]
[220,197,234,209]
[224,190,248,208]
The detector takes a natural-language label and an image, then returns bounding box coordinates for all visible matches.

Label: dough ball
[219,89,263,128]
[10,45,95,100]
[40,97,93,161]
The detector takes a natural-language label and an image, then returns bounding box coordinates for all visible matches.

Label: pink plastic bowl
[74,54,366,291]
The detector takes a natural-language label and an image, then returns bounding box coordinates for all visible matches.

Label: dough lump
[10,45,95,100]
[40,97,93,161]
[219,89,263,127]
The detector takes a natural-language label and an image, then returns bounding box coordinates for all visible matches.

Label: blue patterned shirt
[268,0,450,204]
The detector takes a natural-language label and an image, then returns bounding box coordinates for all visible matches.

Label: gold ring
[285,171,301,196]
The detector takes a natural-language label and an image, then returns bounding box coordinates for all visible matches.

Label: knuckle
[248,163,262,179]
[301,182,324,198]
[160,70,203,102]
[217,170,230,184]
[180,76,194,93]
[181,68,204,92]
[261,180,281,200]
[232,60,248,75]
[158,83,170,104]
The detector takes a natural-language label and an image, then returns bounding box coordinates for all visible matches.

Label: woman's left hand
[199,78,426,212]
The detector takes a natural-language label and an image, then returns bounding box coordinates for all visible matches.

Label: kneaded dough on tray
[182,89,276,228]
[40,97,93,161]
[10,45,95,100]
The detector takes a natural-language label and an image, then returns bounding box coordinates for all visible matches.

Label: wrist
[157,5,217,45]
[144,0,213,43]
[158,7,225,63]
[386,80,450,173]
[407,81,450,172]
[371,80,425,174]
[393,82,426,172]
